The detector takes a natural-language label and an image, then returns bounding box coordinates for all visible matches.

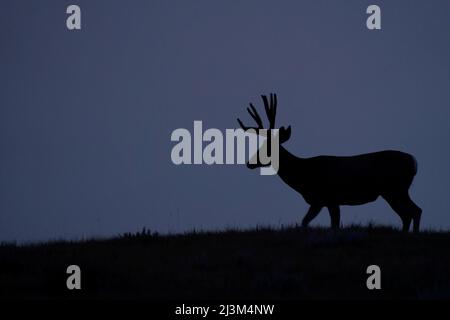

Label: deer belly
[302,186,380,206]
[331,183,381,205]
[339,193,379,205]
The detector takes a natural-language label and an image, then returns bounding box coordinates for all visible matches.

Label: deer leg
[301,205,322,228]
[407,196,422,233]
[383,193,414,232]
[328,205,341,229]
[401,215,413,232]
[412,207,422,233]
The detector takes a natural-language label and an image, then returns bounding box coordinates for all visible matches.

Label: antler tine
[237,118,260,131]
[270,93,277,128]
[237,102,263,131]
[273,93,277,121]
[247,103,264,129]
[262,94,276,129]
[261,95,270,125]
[237,118,249,130]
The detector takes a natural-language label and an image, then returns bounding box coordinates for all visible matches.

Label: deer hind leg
[327,205,341,229]
[383,193,420,232]
[409,198,422,233]
[301,205,323,228]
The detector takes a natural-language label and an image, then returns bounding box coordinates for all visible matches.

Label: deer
[237,93,422,232]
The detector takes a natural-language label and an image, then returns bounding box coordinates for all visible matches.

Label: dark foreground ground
[1,226,450,300]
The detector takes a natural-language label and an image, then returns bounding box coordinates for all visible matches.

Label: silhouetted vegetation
[1,225,450,300]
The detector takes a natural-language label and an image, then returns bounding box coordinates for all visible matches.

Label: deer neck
[276,146,305,186]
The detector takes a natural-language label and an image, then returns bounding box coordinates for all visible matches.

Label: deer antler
[262,93,277,129]
[237,103,264,131]
[237,93,277,131]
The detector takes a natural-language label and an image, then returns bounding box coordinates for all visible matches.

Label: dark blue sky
[1,0,450,242]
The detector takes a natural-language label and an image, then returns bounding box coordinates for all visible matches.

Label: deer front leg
[301,205,323,228]
[327,205,341,229]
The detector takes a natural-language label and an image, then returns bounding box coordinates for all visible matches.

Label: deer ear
[285,125,291,137]
[279,125,291,143]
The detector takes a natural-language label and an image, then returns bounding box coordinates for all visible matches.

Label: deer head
[237,93,291,170]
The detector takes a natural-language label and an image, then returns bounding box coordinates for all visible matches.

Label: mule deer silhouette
[237,93,422,232]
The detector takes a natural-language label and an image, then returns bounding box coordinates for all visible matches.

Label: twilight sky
[1,0,449,242]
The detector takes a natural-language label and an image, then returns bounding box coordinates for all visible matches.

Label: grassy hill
[1,225,450,300]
